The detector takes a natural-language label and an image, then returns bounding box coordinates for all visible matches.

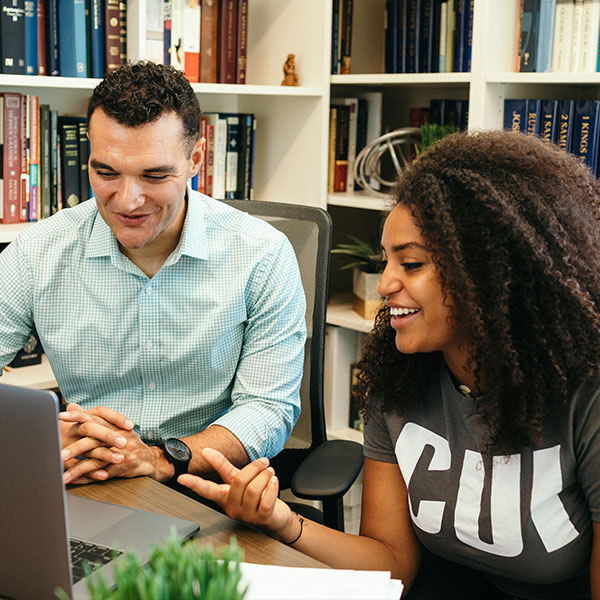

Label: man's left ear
[190,137,206,177]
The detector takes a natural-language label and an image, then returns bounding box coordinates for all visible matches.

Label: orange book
[183,0,201,82]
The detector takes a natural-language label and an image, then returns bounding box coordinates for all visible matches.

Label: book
[58,119,81,208]
[45,0,59,75]
[453,0,466,72]
[445,0,455,72]
[89,0,105,78]
[327,106,337,193]
[535,0,556,72]
[526,98,542,135]
[2,93,22,224]
[405,0,419,73]
[385,0,399,73]
[429,98,444,124]
[332,0,340,74]
[1,0,26,74]
[419,0,434,73]
[551,0,575,71]
[205,121,215,196]
[203,113,227,199]
[461,0,473,72]
[218,0,237,83]
[163,0,172,65]
[182,0,200,82]
[28,94,39,221]
[340,0,353,74]
[235,113,253,199]
[104,0,121,73]
[570,0,585,71]
[572,99,600,174]
[518,0,540,72]
[58,0,88,77]
[170,0,184,69]
[199,0,218,82]
[225,114,240,199]
[198,116,207,194]
[503,99,527,132]
[236,0,248,83]
[20,92,28,222]
[24,0,37,75]
[36,0,46,74]
[333,104,350,192]
[50,109,59,214]
[39,103,51,219]
[119,0,126,65]
[77,120,90,202]
[438,0,448,71]
[557,99,575,152]
[579,0,600,72]
[540,98,558,142]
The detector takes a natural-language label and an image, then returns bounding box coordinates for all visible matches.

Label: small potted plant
[56,535,247,600]
[332,233,384,319]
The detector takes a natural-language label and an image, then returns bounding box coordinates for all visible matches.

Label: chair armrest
[290,439,364,500]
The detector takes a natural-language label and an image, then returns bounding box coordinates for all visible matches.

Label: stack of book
[518,0,600,73]
[191,112,256,200]
[0,0,126,77]
[383,0,474,74]
[0,93,91,224]
[504,98,600,175]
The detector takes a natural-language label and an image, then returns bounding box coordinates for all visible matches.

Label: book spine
[580,0,600,72]
[170,0,184,69]
[50,109,58,214]
[398,0,407,72]
[445,0,455,72]
[225,115,240,199]
[503,99,528,132]
[206,122,214,197]
[453,0,465,72]
[340,0,353,74]
[384,0,397,73]
[218,0,237,83]
[2,93,22,224]
[572,100,600,174]
[536,0,556,72]
[539,99,558,142]
[235,113,251,199]
[24,0,37,75]
[457,99,469,130]
[205,114,227,199]
[438,0,448,71]
[20,94,28,221]
[198,116,207,194]
[332,0,340,74]
[36,0,46,74]
[45,0,59,75]
[119,0,126,65]
[28,94,39,221]
[346,99,358,192]
[249,115,256,200]
[333,105,350,192]
[419,0,433,73]
[552,0,574,71]
[182,0,200,82]
[429,98,444,124]
[571,0,585,71]
[39,104,50,219]
[557,99,575,152]
[199,0,218,82]
[1,0,26,74]
[236,0,248,83]
[462,0,473,72]
[59,0,88,77]
[526,98,541,135]
[163,0,172,66]
[405,0,419,73]
[327,106,337,193]
[519,0,541,72]
[59,121,81,207]
[90,0,104,78]
[78,121,90,201]
[104,0,121,72]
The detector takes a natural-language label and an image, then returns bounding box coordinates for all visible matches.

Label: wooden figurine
[281,53,299,86]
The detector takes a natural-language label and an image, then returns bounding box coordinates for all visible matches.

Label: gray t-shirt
[363,359,600,599]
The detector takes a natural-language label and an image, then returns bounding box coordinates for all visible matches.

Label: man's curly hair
[87,61,201,155]
[356,129,600,452]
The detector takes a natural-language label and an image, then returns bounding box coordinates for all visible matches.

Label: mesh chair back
[223,200,332,450]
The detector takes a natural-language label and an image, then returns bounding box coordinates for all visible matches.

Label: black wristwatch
[159,438,192,484]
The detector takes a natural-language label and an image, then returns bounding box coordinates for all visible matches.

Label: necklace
[457,384,474,398]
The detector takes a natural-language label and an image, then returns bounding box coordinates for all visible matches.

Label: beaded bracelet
[284,512,305,545]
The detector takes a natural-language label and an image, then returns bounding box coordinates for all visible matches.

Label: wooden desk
[69,476,327,569]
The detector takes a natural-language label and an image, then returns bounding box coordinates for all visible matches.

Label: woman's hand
[178,448,295,541]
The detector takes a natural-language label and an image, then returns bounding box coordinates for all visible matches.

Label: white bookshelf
[2,355,57,390]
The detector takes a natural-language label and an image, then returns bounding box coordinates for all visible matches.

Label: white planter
[352,269,382,319]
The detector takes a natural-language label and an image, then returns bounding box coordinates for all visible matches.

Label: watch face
[165,438,192,462]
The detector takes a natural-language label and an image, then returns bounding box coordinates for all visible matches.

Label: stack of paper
[239,563,403,600]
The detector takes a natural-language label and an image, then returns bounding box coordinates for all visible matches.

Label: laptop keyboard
[70,538,123,583]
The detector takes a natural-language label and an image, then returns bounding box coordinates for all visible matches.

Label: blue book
[526,98,542,136]
[385,0,399,73]
[540,99,558,142]
[503,99,528,132]
[45,0,59,75]
[331,0,340,74]
[457,99,469,130]
[397,0,407,73]
[557,99,575,153]
[89,0,104,78]
[572,100,600,175]
[461,0,473,72]
[405,0,419,73]
[535,0,556,72]
[24,0,37,75]
[58,0,88,77]
[418,0,434,73]
[453,0,466,72]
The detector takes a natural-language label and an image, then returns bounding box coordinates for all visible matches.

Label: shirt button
[145,286,153,294]
[147,432,154,440]
[145,340,153,349]
[148,382,156,391]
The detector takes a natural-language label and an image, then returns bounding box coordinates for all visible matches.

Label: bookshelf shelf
[0,224,31,244]
[2,355,57,390]
[327,192,389,211]
[330,73,472,86]
[327,295,375,334]
[486,73,600,85]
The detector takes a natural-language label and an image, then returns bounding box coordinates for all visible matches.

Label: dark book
[457,98,469,130]
[77,120,90,201]
[2,93,22,224]
[36,0,46,74]
[518,0,541,72]
[540,99,558,143]
[39,103,51,219]
[556,99,575,153]
[58,119,81,207]
[430,0,442,73]
[429,98,445,125]
[45,0,59,75]
[340,0,353,74]
[385,0,398,73]
[200,0,218,83]
[443,99,460,127]
[119,0,126,65]
[452,0,465,72]
[90,0,104,78]
[163,0,171,66]
[405,0,419,73]
[9,334,43,368]
[526,98,541,136]
[572,100,600,175]
[332,0,340,73]
[218,0,237,84]
[397,0,407,72]
[225,114,241,199]
[333,104,350,192]
[235,113,253,199]
[503,99,527,132]
[104,0,120,73]
[24,0,37,75]
[236,0,248,83]
[1,0,26,74]
[249,114,256,200]
[58,0,89,77]
[461,0,473,72]
[50,109,59,214]
[419,0,434,73]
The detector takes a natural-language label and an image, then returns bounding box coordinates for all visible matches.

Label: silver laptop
[0,383,200,599]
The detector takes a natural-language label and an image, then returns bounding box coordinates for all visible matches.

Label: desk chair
[224,200,364,531]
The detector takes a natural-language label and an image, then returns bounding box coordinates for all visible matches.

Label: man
[0,62,306,486]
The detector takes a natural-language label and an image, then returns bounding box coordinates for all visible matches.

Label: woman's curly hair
[87,61,201,155]
[356,129,600,452]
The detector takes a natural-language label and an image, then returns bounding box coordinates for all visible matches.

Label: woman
[180,130,600,599]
